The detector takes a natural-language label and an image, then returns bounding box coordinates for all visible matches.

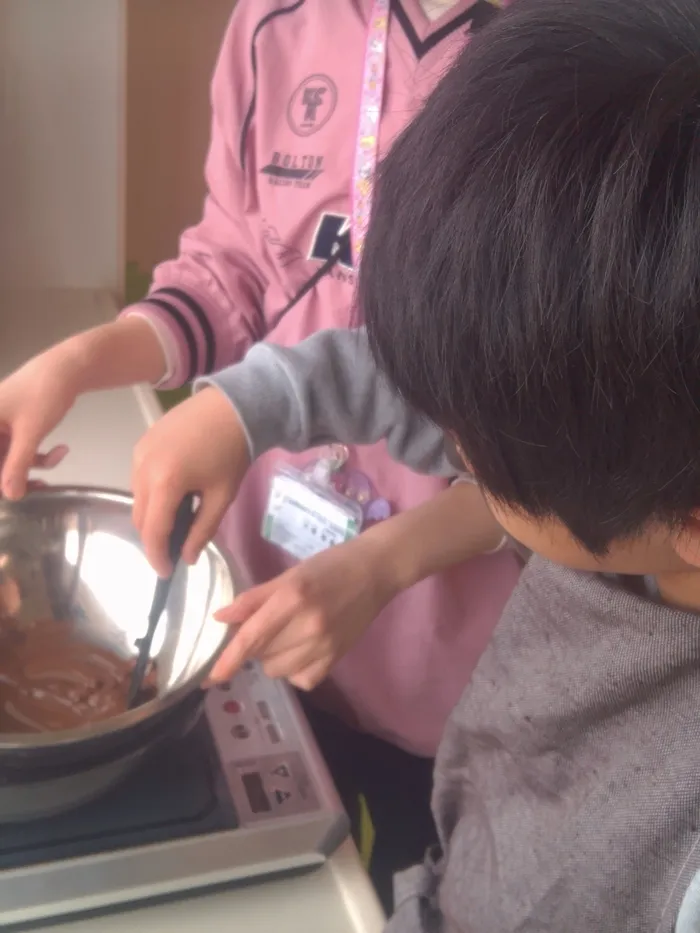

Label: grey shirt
[390,558,700,933]
[201,328,700,932]
[198,328,460,478]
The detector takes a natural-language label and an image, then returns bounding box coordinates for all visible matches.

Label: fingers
[131,483,147,535]
[287,658,331,692]
[0,442,68,499]
[139,482,186,578]
[135,484,232,578]
[262,643,330,684]
[181,490,230,565]
[36,444,69,470]
[210,581,335,692]
[211,633,331,689]
[2,440,68,499]
[259,610,332,681]
[1,418,46,499]
[214,586,271,625]
[209,585,293,681]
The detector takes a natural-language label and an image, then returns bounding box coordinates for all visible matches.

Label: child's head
[360,0,700,575]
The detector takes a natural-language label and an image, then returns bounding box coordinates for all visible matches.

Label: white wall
[126,0,234,273]
[0,0,234,295]
[0,0,124,291]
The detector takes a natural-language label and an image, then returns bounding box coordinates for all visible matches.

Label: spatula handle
[168,493,197,571]
[127,494,198,709]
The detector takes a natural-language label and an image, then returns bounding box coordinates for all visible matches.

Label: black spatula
[127,494,196,708]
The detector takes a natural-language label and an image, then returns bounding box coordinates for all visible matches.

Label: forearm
[361,482,505,594]
[200,328,460,478]
[66,315,168,391]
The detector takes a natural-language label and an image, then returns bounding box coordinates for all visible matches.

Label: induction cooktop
[0,663,348,929]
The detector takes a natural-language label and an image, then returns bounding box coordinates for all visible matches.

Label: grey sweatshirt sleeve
[195,328,462,478]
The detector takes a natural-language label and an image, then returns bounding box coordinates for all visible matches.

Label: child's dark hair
[360,0,700,553]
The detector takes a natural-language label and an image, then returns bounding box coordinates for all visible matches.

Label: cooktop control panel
[206,664,320,825]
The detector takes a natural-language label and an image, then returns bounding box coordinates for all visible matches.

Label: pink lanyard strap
[352,0,390,265]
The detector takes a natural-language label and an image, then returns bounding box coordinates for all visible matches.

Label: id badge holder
[262,460,364,562]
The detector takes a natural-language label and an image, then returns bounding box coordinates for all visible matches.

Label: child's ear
[670,513,700,568]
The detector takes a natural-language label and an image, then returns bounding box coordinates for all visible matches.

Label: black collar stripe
[240,0,306,170]
[392,0,500,59]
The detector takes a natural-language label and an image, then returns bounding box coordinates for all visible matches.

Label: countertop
[0,287,385,933]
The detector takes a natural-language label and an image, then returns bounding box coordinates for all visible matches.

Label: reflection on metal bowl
[0,486,239,821]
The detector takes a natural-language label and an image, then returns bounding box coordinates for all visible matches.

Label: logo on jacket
[309,213,353,282]
[261,152,324,188]
[261,220,304,268]
[287,74,338,136]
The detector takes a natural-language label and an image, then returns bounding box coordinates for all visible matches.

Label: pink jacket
[122,0,521,757]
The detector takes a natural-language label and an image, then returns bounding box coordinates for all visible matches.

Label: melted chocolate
[0,617,158,733]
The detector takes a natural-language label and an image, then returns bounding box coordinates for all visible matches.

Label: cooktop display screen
[0,717,238,870]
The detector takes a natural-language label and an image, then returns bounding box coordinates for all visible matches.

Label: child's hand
[207,481,508,690]
[0,345,83,499]
[0,315,167,500]
[209,534,398,690]
[131,387,250,577]
[0,436,69,493]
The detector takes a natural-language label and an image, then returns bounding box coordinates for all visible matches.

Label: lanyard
[352,0,390,264]
[270,0,388,328]
[351,1,504,265]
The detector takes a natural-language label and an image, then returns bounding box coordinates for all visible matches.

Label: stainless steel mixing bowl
[0,486,240,821]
